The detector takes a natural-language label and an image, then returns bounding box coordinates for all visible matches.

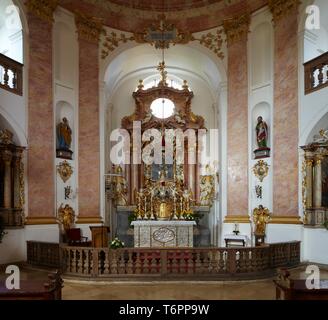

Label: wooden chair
[66,228,89,246]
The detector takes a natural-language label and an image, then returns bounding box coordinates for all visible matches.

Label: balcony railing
[304,51,328,95]
[59,241,300,280]
[0,53,23,96]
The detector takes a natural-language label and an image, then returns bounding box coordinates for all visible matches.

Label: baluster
[208,251,214,273]
[104,250,110,274]
[172,254,178,274]
[12,69,17,89]
[3,67,9,86]
[72,249,77,273]
[78,249,83,274]
[98,250,103,274]
[187,252,194,274]
[150,256,157,274]
[195,252,201,273]
[110,250,118,274]
[84,249,90,275]
[127,251,133,274]
[135,252,141,274]
[118,250,126,274]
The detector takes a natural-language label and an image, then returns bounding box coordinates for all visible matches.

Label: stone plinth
[131,221,196,248]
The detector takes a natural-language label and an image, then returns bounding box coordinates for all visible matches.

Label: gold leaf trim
[269,216,303,225]
[224,215,251,223]
[76,216,103,224]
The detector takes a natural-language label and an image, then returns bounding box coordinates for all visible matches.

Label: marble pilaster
[26,10,56,222]
[271,1,299,217]
[224,15,250,220]
[76,13,102,223]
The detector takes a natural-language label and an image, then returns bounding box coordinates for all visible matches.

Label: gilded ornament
[223,13,250,46]
[25,0,58,23]
[268,0,300,23]
[301,159,307,213]
[75,11,104,43]
[0,129,14,145]
[57,204,75,231]
[200,174,215,207]
[57,161,73,183]
[102,21,224,60]
[252,160,269,182]
[253,205,271,236]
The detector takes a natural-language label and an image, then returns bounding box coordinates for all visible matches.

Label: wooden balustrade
[27,241,60,268]
[304,52,328,95]
[60,241,300,280]
[0,53,23,96]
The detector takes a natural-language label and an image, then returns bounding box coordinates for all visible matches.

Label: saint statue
[58,204,75,231]
[256,116,269,149]
[253,205,271,236]
[57,117,72,151]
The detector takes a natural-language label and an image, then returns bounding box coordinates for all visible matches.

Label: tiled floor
[1,265,327,300]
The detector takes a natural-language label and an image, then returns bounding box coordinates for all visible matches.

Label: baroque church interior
[0,0,328,301]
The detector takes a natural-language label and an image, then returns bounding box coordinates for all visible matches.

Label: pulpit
[89,226,110,247]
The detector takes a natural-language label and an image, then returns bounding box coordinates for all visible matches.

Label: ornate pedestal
[131,221,196,248]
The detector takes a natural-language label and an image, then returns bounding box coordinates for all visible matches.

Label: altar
[132,220,196,248]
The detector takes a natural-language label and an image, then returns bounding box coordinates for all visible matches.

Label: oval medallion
[153,227,175,243]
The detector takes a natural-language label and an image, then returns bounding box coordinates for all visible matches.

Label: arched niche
[54,21,76,86]
[250,22,272,88]
[306,111,328,144]
[251,102,271,158]
[55,101,75,158]
[0,0,23,63]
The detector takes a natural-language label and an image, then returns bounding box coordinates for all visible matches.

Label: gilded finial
[157,61,168,86]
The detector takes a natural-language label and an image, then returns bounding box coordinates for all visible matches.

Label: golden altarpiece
[301,129,328,227]
[0,129,25,227]
[107,64,215,246]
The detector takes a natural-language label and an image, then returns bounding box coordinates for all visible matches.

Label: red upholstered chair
[66,228,89,246]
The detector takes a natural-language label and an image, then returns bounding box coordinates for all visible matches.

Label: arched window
[0,0,23,63]
[150,98,175,119]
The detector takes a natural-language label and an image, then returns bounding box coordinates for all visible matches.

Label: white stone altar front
[131,220,196,248]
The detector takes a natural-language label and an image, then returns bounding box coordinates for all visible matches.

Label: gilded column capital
[1,149,13,163]
[223,13,250,46]
[75,12,104,43]
[25,0,58,23]
[268,0,300,24]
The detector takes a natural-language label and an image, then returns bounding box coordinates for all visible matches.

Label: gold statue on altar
[253,205,271,236]
[135,165,195,221]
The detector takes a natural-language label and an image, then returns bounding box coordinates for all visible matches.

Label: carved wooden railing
[60,241,300,279]
[304,52,328,95]
[0,53,23,96]
[27,241,61,268]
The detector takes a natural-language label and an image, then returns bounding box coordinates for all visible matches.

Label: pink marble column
[224,15,250,221]
[271,3,299,217]
[76,25,101,223]
[26,13,55,224]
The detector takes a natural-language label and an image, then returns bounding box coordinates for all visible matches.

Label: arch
[0,104,27,146]
[300,105,328,145]
[0,0,25,63]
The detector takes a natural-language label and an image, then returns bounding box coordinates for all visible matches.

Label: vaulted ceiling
[59,0,267,33]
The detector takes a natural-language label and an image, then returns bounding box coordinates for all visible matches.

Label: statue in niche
[254,116,270,159]
[56,117,73,159]
[256,116,268,148]
[58,203,75,232]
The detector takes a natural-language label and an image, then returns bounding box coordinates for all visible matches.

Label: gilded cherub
[253,205,271,236]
